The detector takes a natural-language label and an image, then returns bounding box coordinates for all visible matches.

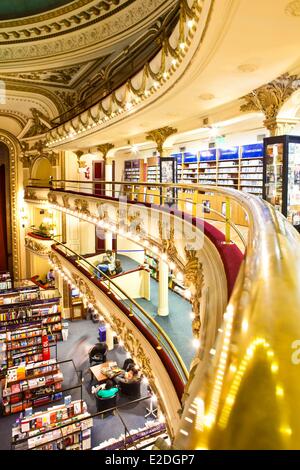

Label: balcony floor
[118,254,194,369]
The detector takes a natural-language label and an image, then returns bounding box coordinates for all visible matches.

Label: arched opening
[0,142,12,273]
[31,157,55,181]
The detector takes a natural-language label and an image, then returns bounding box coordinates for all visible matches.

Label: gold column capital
[240,73,300,135]
[97,143,115,162]
[145,126,177,156]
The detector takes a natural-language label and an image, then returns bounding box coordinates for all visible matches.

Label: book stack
[12,400,93,451]
[2,360,64,415]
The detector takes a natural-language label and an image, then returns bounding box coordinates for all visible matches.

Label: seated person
[114,364,140,384]
[122,358,135,371]
[89,342,108,364]
[110,259,123,276]
[95,250,115,278]
[92,379,119,399]
[46,268,55,286]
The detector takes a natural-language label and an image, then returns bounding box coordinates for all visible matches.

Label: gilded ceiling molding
[146,126,177,155]
[5,82,64,116]
[183,248,204,339]
[0,0,94,28]
[20,139,59,177]
[0,109,27,128]
[240,73,300,136]
[47,0,207,146]
[0,131,22,280]
[0,0,131,43]
[0,0,170,56]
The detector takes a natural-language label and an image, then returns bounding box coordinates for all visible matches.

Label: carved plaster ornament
[240,73,300,135]
[24,188,38,200]
[158,219,178,259]
[49,253,62,270]
[25,237,50,255]
[48,192,58,204]
[96,202,109,221]
[145,126,177,155]
[74,198,90,215]
[62,194,71,209]
[97,142,115,162]
[128,211,144,234]
[184,247,204,338]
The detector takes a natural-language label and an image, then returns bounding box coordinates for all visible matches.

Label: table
[89,362,122,384]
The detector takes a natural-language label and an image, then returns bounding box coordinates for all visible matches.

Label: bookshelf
[0,289,62,342]
[172,144,264,194]
[240,143,264,196]
[12,400,93,450]
[2,359,63,415]
[124,159,142,183]
[0,323,57,378]
[146,157,160,183]
[217,147,239,189]
[198,149,218,186]
[177,152,198,184]
[0,272,12,291]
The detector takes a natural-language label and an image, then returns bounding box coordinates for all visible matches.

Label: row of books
[6,359,58,382]
[12,400,92,450]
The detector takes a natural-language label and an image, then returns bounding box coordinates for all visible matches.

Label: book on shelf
[12,401,92,451]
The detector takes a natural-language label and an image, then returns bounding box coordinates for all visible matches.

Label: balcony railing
[25,179,300,449]
[51,238,189,389]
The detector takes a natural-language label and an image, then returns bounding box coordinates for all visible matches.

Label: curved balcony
[46,0,214,147]
[24,179,300,449]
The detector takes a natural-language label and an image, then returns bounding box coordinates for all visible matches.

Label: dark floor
[0,320,153,450]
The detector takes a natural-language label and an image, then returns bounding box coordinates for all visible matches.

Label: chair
[119,379,141,398]
[89,342,108,366]
[95,394,118,418]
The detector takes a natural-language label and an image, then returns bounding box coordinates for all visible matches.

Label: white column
[158,258,169,316]
[105,230,113,251]
[105,157,113,197]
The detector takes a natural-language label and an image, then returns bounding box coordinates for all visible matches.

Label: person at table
[110,259,123,276]
[92,379,119,398]
[95,250,115,278]
[46,268,55,286]
[114,364,140,384]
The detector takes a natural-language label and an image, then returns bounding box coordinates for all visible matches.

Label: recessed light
[198,93,215,101]
[238,64,259,73]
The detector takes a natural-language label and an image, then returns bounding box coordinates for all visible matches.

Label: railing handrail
[25,178,300,449]
[51,237,189,383]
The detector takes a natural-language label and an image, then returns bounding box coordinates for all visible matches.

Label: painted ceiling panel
[0,0,74,20]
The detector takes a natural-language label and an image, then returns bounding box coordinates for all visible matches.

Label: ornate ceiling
[0,0,75,20]
[0,0,178,132]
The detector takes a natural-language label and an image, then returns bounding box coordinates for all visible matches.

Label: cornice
[5,82,65,116]
[0,0,165,45]
[0,109,27,127]
[0,0,93,27]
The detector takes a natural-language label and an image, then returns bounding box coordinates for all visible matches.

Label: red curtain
[0,164,8,271]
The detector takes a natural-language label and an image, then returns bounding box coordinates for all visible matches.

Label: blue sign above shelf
[183,152,198,163]
[199,149,217,162]
[171,153,183,164]
[219,147,239,160]
[242,143,264,159]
